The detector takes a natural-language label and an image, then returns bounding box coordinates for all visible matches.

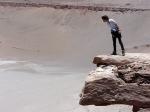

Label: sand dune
[0,5,149,67]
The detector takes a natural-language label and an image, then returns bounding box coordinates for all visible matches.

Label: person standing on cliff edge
[102,15,125,56]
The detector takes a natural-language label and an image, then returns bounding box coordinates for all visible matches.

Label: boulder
[139,108,150,112]
[79,53,150,112]
[93,53,150,66]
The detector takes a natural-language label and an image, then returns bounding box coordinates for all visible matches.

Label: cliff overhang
[79,53,150,112]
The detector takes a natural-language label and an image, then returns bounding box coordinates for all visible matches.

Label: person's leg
[118,37,125,51]
[112,35,117,55]
[117,32,125,56]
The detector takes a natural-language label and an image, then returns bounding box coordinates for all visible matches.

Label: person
[101,15,125,56]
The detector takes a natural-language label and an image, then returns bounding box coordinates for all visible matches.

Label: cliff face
[79,53,150,112]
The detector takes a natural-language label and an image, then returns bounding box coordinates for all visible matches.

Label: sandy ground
[1,0,150,8]
[0,6,149,66]
[0,1,149,112]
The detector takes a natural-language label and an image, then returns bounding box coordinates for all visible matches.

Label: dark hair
[102,15,109,20]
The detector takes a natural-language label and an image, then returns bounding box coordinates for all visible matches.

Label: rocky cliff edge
[79,53,150,112]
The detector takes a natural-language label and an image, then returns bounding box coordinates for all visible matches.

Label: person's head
[101,15,109,22]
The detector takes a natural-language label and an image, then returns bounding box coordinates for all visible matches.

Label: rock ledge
[79,53,150,112]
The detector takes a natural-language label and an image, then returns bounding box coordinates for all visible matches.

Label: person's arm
[116,24,120,31]
[112,20,120,31]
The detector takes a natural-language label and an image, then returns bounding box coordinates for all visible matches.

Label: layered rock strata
[80,53,150,112]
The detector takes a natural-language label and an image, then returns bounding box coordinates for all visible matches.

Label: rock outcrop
[139,108,150,112]
[79,53,150,112]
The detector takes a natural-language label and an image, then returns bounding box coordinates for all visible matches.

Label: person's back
[107,19,119,32]
[101,15,125,56]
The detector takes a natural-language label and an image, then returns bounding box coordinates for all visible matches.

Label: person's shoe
[111,52,117,55]
[122,50,125,56]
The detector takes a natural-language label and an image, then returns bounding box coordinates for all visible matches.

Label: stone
[79,53,150,112]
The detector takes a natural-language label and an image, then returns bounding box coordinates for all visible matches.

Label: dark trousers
[111,31,125,53]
